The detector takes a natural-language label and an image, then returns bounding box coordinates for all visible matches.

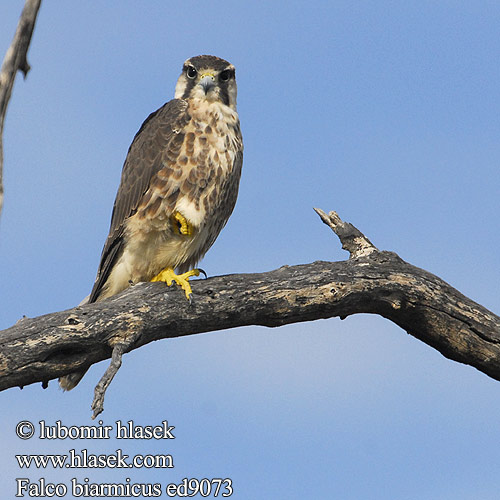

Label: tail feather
[59,368,89,391]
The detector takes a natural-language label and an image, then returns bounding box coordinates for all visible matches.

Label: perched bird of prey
[59,55,243,390]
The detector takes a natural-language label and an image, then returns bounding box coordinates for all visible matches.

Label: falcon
[59,55,243,390]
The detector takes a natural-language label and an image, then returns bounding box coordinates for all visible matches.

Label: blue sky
[1,1,500,498]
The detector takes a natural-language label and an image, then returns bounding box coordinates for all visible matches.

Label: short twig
[91,331,140,419]
[314,208,378,258]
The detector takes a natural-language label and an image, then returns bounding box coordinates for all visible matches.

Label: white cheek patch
[174,77,187,99]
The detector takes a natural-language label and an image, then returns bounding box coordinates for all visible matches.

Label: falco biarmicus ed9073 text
[59,55,243,390]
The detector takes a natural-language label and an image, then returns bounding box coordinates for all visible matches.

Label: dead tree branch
[1,209,499,417]
[0,0,42,216]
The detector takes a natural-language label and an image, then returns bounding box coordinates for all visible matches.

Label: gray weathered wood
[0,0,42,216]
[1,210,499,408]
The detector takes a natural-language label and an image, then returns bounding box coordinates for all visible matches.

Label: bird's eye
[186,66,197,79]
[219,70,230,82]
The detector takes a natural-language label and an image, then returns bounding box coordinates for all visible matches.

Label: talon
[151,267,201,300]
[171,211,194,236]
[198,268,207,279]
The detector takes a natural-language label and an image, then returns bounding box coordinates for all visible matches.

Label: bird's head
[175,55,237,110]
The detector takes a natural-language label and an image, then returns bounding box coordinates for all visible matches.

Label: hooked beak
[199,73,216,94]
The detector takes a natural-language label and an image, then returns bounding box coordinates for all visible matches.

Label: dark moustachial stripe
[219,86,230,106]
[182,55,233,102]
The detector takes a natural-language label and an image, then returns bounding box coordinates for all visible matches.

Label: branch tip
[91,331,141,419]
[91,344,124,419]
[314,207,378,259]
[0,0,42,218]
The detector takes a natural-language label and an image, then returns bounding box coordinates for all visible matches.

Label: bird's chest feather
[173,100,242,226]
[123,99,242,276]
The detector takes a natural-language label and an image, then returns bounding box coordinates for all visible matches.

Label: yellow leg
[151,267,200,299]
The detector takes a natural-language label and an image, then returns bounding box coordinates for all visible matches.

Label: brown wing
[89,98,190,302]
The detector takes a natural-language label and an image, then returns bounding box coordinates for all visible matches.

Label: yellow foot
[171,211,194,236]
[151,267,200,300]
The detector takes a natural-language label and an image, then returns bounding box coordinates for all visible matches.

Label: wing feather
[89,99,190,302]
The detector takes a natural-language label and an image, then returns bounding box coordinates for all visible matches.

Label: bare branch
[91,329,141,419]
[1,209,499,415]
[0,0,42,216]
[314,208,378,258]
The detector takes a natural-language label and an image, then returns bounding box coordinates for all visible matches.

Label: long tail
[58,294,91,391]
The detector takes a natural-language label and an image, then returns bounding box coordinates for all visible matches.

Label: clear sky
[1,1,500,498]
